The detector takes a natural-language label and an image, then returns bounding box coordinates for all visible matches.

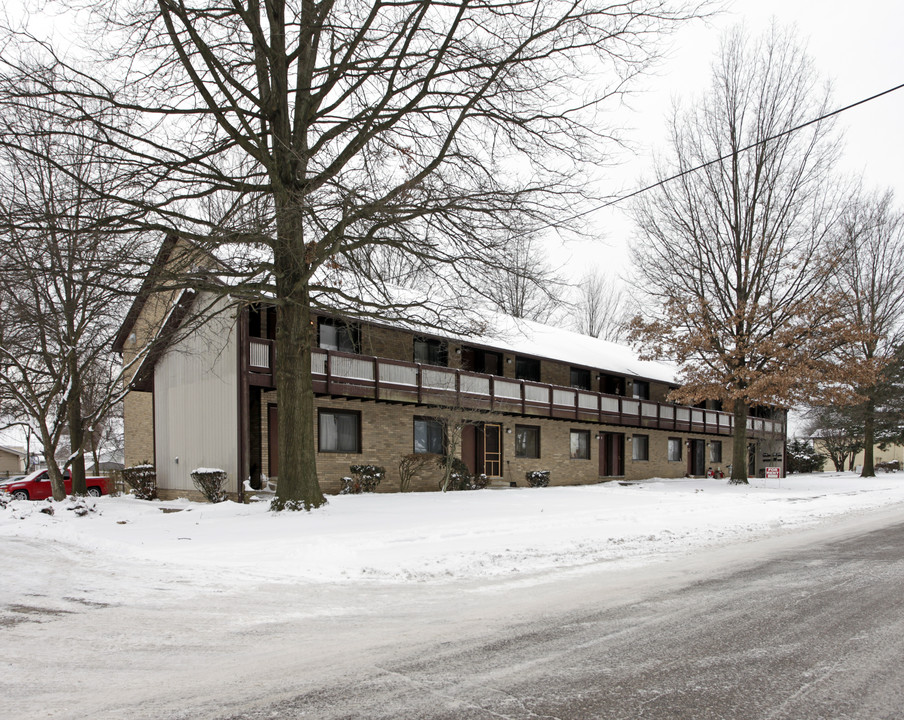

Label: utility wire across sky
[574,80,904,221]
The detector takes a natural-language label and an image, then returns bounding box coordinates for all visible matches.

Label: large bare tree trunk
[861,399,875,477]
[68,350,87,495]
[272,284,325,511]
[40,428,67,501]
[730,403,749,485]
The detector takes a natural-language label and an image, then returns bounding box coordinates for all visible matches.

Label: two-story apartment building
[115,237,786,501]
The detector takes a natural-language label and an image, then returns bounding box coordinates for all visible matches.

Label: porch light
[505,428,512,434]
[626,436,633,442]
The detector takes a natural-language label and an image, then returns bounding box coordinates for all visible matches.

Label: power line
[576,81,904,219]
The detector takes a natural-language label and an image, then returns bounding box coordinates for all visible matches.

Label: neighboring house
[87,461,126,475]
[115,237,787,501]
[811,436,904,472]
[0,445,27,477]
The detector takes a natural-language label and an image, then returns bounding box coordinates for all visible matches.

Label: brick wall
[124,391,155,469]
[255,397,734,495]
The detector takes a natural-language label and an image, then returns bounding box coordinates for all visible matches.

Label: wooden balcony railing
[246,338,784,439]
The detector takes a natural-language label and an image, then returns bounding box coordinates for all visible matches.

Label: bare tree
[629,23,848,484]
[804,404,863,472]
[2,0,701,509]
[830,190,904,477]
[482,234,565,323]
[0,96,147,499]
[571,268,630,341]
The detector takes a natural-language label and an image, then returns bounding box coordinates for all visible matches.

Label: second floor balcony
[247,337,784,440]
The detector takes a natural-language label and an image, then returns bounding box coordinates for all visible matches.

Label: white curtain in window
[320,412,357,452]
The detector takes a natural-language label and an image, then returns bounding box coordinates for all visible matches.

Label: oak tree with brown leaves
[629,24,848,484]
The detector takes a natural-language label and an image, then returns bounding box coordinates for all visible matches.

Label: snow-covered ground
[4,472,904,720]
[3,471,904,601]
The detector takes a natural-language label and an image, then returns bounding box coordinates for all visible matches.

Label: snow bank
[3,472,904,599]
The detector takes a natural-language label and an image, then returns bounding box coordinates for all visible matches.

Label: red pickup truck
[0,468,113,500]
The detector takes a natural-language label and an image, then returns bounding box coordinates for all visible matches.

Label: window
[515,425,540,459]
[668,437,683,462]
[632,434,649,461]
[632,380,650,399]
[601,373,625,396]
[570,430,590,459]
[414,337,448,367]
[710,441,723,463]
[318,318,359,353]
[318,410,360,453]
[570,367,592,390]
[461,346,503,375]
[516,356,541,382]
[414,418,445,455]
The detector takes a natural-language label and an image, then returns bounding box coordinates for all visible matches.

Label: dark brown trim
[267,403,279,477]
[129,289,198,392]
[236,306,249,503]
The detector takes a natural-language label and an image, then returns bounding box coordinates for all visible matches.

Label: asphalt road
[225,517,904,720]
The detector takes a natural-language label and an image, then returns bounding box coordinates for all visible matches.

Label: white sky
[557,0,904,281]
[2,0,899,446]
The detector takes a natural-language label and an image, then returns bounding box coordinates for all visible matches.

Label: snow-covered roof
[130,236,678,386]
[0,445,27,458]
[453,311,678,385]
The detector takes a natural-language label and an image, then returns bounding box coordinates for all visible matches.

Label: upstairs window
[632,380,650,400]
[601,373,625,396]
[461,347,503,376]
[414,337,448,367]
[318,317,360,353]
[516,356,541,382]
[570,367,592,391]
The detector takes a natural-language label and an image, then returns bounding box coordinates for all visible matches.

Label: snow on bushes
[190,468,228,503]
[121,464,157,500]
[341,465,386,494]
[525,470,551,487]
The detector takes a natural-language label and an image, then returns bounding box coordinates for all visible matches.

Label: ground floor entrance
[599,432,625,477]
[462,422,503,477]
[688,439,707,477]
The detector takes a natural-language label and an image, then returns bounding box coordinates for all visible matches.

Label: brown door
[599,433,624,477]
[483,423,502,477]
[688,439,706,476]
[461,424,477,475]
[267,404,278,478]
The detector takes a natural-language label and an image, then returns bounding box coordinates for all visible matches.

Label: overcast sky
[561,0,904,281]
[2,0,900,447]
